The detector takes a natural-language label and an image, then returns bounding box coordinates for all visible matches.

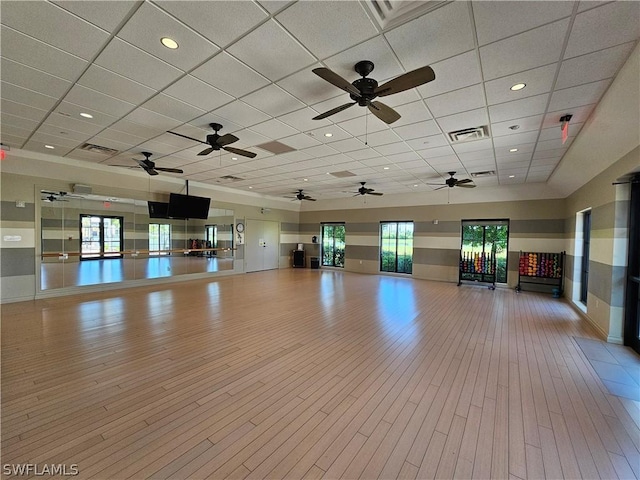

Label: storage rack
[458,250,496,290]
[516,251,565,294]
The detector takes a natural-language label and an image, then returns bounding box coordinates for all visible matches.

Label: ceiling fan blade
[456,178,473,184]
[374,66,435,97]
[198,147,215,156]
[313,102,357,120]
[145,168,159,176]
[367,192,384,196]
[167,130,209,145]
[154,167,184,174]
[433,186,447,190]
[368,101,401,124]
[456,183,476,188]
[223,146,257,158]
[216,133,239,147]
[303,197,316,201]
[425,183,446,186]
[312,67,361,97]
[110,164,140,168]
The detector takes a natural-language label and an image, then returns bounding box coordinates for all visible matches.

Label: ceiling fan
[111,152,184,176]
[42,192,69,203]
[287,189,316,201]
[167,123,257,158]
[352,182,383,196]
[311,60,435,124]
[427,172,476,190]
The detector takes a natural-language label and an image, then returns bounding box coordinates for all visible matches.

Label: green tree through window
[322,224,345,267]
[380,222,413,274]
[461,220,509,283]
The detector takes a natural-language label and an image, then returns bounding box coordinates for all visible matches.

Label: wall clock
[236,222,244,233]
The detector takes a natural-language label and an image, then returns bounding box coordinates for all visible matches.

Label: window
[580,210,591,304]
[149,223,171,255]
[625,175,640,354]
[206,225,218,249]
[80,215,123,260]
[322,223,345,267]
[380,222,413,274]
[461,220,509,283]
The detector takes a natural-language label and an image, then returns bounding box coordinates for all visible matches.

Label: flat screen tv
[167,193,211,219]
[147,201,169,219]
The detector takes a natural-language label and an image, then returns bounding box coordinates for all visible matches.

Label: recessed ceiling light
[303,178,308,182]
[80,112,93,119]
[324,133,333,137]
[510,83,526,91]
[161,37,179,49]
[509,148,518,152]
[231,157,238,160]
[248,186,253,189]
[413,184,418,187]
[45,145,55,149]
[383,167,390,170]
[509,175,515,178]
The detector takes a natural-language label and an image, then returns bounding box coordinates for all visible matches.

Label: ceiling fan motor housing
[351,77,378,104]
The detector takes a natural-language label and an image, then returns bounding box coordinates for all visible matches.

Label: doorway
[80,215,123,260]
[245,219,279,272]
[625,176,640,353]
[580,210,592,304]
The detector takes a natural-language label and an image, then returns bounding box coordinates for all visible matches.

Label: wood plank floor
[2,269,639,479]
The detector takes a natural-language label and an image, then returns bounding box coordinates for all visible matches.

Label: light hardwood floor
[2,269,639,479]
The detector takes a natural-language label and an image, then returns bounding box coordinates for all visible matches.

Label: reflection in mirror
[40,190,234,291]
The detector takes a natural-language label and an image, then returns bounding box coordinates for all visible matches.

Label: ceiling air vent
[255,141,296,155]
[329,170,356,178]
[470,170,496,178]
[80,143,119,155]
[366,0,447,29]
[447,126,490,143]
[218,175,244,182]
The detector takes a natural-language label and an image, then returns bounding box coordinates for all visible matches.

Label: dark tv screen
[167,193,211,219]
[148,201,169,219]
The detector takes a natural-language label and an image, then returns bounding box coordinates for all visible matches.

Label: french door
[80,215,123,260]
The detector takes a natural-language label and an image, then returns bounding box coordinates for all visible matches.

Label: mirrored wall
[39,190,234,290]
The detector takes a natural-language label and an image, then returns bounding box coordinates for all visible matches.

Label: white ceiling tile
[1,99,49,123]
[117,2,219,72]
[435,108,489,134]
[0,1,110,60]
[538,123,582,142]
[385,2,475,70]
[406,133,450,150]
[52,0,137,32]
[493,131,539,147]
[355,129,401,147]
[55,101,118,127]
[212,101,272,128]
[479,19,570,80]
[564,2,640,59]
[373,142,412,156]
[491,115,544,137]
[488,93,549,123]
[110,118,168,138]
[88,134,141,152]
[494,143,535,157]
[94,127,146,147]
[243,85,306,117]
[417,51,482,98]
[1,123,35,140]
[328,137,368,153]
[392,101,433,127]
[0,133,28,149]
[458,148,495,161]
[452,138,493,154]
[416,146,456,159]
[163,76,234,112]
[189,114,244,134]
[0,82,58,112]
[142,94,206,123]
[42,112,105,136]
[158,1,268,48]
[36,122,98,142]
[227,20,316,81]
[1,58,72,98]
[250,119,299,139]
[536,137,574,151]
[473,1,574,46]
[77,65,156,105]
[556,42,636,90]
[0,26,88,82]
[64,84,135,118]
[192,52,270,99]
[30,131,83,148]
[336,115,389,137]
[276,1,377,59]
[426,84,485,118]
[345,148,381,161]
[95,38,184,90]
[279,108,332,132]
[0,113,40,132]
[533,147,567,160]
[548,80,611,111]
[484,64,556,106]
[393,120,442,141]
[23,140,74,156]
[277,64,341,106]
[386,152,420,164]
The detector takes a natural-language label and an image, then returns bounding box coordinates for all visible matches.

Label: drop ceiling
[1,0,638,200]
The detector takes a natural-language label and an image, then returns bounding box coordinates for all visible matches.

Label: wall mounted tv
[167,193,211,219]
[147,201,169,219]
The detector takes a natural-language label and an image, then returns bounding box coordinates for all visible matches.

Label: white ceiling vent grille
[470,170,496,178]
[80,143,119,155]
[329,170,357,178]
[447,126,490,143]
[366,0,447,30]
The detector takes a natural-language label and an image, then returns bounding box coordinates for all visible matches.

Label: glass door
[625,176,640,353]
[322,224,345,267]
[80,215,123,260]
